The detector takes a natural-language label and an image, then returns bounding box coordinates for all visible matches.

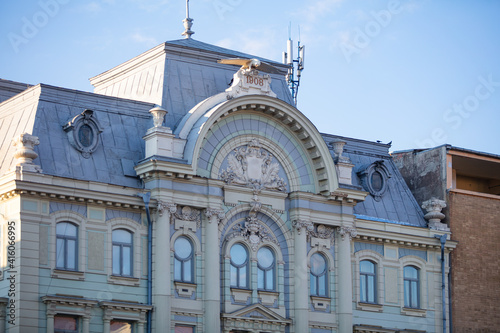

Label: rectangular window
[54,315,78,333]
[110,320,133,333]
[112,229,133,277]
[175,325,194,333]
[404,266,420,308]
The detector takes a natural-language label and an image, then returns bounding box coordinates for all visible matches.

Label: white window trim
[354,249,384,309]
[399,255,427,316]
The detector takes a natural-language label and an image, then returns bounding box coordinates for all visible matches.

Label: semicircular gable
[182,95,338,195]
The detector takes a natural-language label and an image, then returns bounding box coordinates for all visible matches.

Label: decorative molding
[157,201,177,217]
[310,224,335,249]
[292,219,314,235]
[357,160,392,201]
[63,109,103,159]
[337,226,357,240]
[220,139,287,192]
[226,215,278,252]
[12,133,42,173]
[205,208,225,223]
[225,68,277,100]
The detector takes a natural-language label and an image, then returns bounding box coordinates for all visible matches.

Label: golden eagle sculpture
[217,58,281,74]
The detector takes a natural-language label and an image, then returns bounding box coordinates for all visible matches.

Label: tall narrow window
[360,260,377,303]
[112,229,133,276]
[257,247,275,291]
[310,253,328,297]
[174,236,194,283]
[56,222,78,270]
[404,266,420,308]
[230,243,249,288]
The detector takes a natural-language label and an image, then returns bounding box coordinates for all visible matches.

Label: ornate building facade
[0,36,455,332]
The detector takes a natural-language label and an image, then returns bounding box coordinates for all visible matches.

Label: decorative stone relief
[357,160,392,201]
[172,206,201,231]
[157,201,176,217]
[224,65,277,100]
[292,219,314,235]
[12,133,42,172]
[220,139,287,192]
[63,109,103,158]
[205,208,225,224]
[226,215,279,252]
[422,197,448,231]
[337,226,357,240]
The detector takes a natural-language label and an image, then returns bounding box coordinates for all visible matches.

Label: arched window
[404,266,420,308]
[360,260,377,303]
[257,246,275,291]
[112,229,133,276]
[230,243,249,288]
[310,253,328,297]
[56,222,78,270]
[174,236,194,283]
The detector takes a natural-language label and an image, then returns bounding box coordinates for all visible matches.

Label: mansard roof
[89,38,293,130]
[0,83,155,187]
[322,133,427,227]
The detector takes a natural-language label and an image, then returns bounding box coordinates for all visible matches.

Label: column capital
[205,208,225,223]
[157,201,176,216]
[337,225,357,240]
[292,219,314,235]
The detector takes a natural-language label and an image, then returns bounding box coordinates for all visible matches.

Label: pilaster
[292,219,313,332]
[153,201,176,332]
[204,208,225,332]
[337,225,357,332]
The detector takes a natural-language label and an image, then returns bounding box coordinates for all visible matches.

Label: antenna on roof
[182,0,194,39]
[282,25,305,106]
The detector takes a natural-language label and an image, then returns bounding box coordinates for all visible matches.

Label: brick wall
[449,191,500,332]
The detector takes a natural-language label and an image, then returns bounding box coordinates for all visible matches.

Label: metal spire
[181,0,194,39]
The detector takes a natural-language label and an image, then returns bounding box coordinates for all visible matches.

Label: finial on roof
[181,0,194,39]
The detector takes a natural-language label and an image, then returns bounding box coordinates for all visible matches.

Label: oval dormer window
[371,171,383,192]
[78,124,93,148]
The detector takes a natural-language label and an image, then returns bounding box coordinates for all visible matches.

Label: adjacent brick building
[393,145,500,332]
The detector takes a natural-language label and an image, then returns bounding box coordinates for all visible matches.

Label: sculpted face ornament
[220,139,287,192]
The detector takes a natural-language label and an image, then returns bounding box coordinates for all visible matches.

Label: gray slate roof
[0,79,31,103]
[322,133,427,227]
[0,83,155,188]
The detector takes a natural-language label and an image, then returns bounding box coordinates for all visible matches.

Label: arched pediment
[177,94,338,195]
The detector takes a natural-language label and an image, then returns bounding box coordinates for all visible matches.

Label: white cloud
[81,2,103,13]
[216,29,281,61]
[128,0,170,12]
[296,0,344,23]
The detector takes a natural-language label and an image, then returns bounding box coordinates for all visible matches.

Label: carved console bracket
[337,226,358,241]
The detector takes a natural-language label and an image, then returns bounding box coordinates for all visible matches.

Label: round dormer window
[78,124,93,148]
[63,109,103,159]
[357,160,392,201]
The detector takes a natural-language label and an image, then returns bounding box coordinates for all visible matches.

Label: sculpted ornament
[227,216,278,252]
[205,208,225,224]
[337,226,357,240]
[157,201,176,217]
[220,139,287,192]
[292,219,314,235]
[310,224,335,240]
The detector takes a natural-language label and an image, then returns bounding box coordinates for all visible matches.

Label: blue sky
[1,0,499,155]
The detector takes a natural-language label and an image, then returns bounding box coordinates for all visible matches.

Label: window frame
[174,236,194,283]
[310,252,328,297]
[359,260,377,304]
[257,246,276,291]
[230,242,250,289]
[56,222,78,271]
[112,228,134,277]
[404,265,420,309]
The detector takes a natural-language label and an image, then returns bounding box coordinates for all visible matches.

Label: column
[82,316,90,333]
[103,318,110,333]
[292,220,313,333]
[204,208,224,333]
[337,226,356,332]
[153,201,176,332]
[46,314,54,333]
[138,321,145,333]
